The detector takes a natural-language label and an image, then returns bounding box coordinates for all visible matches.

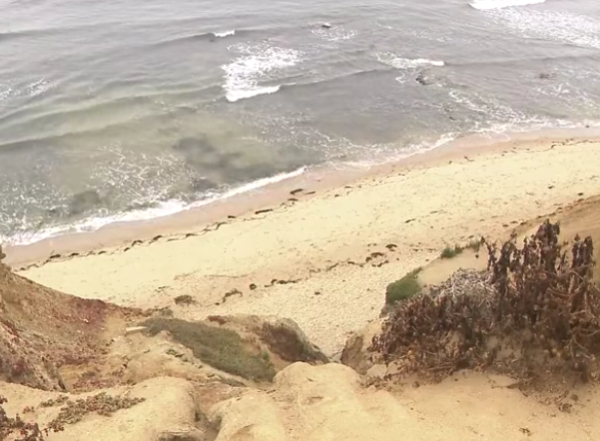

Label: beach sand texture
[17,137,600,355]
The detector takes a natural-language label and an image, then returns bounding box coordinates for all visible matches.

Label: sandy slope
[2,377,208,441]
[17,137,600,355]
[212,363,599,441]
[4,363,597,441]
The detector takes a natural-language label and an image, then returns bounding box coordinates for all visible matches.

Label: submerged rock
[415,71,435,86]
[67,189,103,216]
[172,136,217,167]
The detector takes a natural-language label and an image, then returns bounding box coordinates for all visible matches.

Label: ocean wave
[446,88,600,137]
[222,43,302,103]
[469,0,546,10]
[212,30,235,38]
[0,84,13,104]
[376,54,445,69]
[226,85,282,103]
[154,29,242,47]
[1,166,307,246]
[0,79,53,106]
[482,8,600,49]
[311,26,357,42]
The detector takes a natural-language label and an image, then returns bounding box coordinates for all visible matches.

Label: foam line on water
[375,54,445,69]
[469,0,546,10]
[222,43,302,102]
[212,30,235,38]
[2,166,307,246]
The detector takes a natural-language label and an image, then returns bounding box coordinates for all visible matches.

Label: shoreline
[5,125,600,268]
[13,131,600,355]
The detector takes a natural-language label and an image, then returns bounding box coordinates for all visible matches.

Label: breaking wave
[222,43,302,102]
[469,0,546,10]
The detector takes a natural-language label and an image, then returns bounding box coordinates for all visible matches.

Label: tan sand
[15,136,600,355]
[211,362,600,441]
[4,361,598,441]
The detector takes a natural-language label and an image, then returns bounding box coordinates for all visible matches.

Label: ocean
[1,0,599,245]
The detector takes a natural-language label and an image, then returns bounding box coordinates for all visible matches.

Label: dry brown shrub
[1,392,145,440]
[1,395,46,441]
[371,220,600,386]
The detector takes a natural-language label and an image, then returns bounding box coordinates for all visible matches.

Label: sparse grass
[142,318,276,382]
[385,268,422,306]
[440,244,464,259]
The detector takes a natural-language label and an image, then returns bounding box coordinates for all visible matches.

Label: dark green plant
[440,244,464,259]
[142,318,276,382]
[385,268,422,306]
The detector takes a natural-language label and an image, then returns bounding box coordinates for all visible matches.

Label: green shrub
[142,318,276,382]
[386,269,422,306]
[440,245,464,259]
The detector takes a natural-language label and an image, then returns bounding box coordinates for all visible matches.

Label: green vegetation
[142,318,276,382]
[440,244,464,259]
[385,268,422,306]
[373,221,600,385]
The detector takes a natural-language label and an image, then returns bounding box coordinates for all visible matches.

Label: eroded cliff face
[0,254,136,391]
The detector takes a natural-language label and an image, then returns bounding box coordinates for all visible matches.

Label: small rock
[321,22,332,29]
[519,427,532,436]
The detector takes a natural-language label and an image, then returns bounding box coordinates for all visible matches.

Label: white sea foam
[0,84,12,103]
[212,30,235,38]
[0,78,52,105]
[226,85,281,102]
[376,53,445,69]
[26,78,53,97]
[1,167,307,246]
[446,88,600,137]
[222,43,301,102]
[469,0,546,10]
[483,9,600,49]
[311,26,357,42]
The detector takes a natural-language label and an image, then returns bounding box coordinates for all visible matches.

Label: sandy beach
[10,135,600,356]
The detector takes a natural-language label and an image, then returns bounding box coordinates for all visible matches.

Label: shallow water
[1,0,599,243]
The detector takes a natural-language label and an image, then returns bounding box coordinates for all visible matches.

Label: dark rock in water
[173,136,215,154]
[173,136,217,167]
[415,72,435,86]
[68,189,103,216]
[538,72,553,80]
[46,206,62,217]
[189,177,217,193]
[321,22,332,29]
